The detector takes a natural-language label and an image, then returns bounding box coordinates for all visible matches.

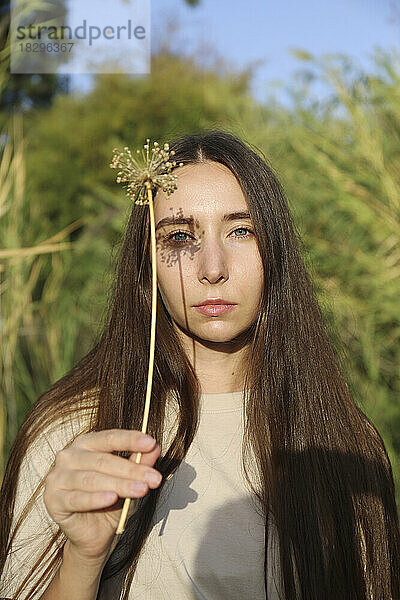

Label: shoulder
[0,392,97,599]
[13,390,96,524]
[31,400,94,462]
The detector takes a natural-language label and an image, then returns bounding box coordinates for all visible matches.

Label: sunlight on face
[152,161,264,345]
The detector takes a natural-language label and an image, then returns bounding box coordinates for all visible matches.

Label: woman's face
[152,161,264,345]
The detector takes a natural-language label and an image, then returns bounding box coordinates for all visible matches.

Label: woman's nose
[196,236,229,283]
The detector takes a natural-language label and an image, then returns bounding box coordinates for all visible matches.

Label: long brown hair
[1,129,399,599]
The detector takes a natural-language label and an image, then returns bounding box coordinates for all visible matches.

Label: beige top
[1,391,283,600]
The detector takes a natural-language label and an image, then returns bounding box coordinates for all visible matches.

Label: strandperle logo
[16,19,146,46]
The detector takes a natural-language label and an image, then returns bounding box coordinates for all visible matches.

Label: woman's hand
[43,430,162,565]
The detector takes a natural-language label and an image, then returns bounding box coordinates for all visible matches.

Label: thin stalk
[115,180,157,535]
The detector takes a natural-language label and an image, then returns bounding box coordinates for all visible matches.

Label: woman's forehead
[154,162,247,217]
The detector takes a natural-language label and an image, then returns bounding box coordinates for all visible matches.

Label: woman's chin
[172,318,246,345]
[191,325,245,345]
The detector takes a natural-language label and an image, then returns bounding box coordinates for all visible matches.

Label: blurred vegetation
[0,10,399,514]
[0,0,72,120]
[0,1,83,470]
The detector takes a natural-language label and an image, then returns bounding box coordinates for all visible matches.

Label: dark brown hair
[1,129,399,599]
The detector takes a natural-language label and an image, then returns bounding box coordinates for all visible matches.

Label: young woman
[0,130,399,600]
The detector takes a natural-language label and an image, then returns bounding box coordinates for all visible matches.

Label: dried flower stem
[109,139,183,536]
[115,181,157,535]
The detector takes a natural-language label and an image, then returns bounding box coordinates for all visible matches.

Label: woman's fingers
[48,474,150,515]
[43,429,162,561]
[74,429,157,454]
[55,467,161,497]
[127,442,161,466]
[58,490,120,514]
[56,442,161,483]
[48,430,163,518]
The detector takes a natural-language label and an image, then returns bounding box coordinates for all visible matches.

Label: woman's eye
[165,227,253,246]
[232,227,253,238]
[166,230,193,245]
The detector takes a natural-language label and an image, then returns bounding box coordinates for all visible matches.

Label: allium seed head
[110,138,181,204]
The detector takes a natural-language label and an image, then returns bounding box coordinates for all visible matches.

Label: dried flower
[109,137,184,537]
[110,138,184,204]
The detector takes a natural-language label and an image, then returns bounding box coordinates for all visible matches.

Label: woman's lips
[193,304,237,316]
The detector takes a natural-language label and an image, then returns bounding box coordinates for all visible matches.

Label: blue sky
[69,0,399,106]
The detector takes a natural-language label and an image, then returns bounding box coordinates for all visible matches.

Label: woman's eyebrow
[155,212,252,231]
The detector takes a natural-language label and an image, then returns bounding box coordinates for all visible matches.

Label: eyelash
[165,227,254,246]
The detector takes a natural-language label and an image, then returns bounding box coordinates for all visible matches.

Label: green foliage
[0,114,79,468]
